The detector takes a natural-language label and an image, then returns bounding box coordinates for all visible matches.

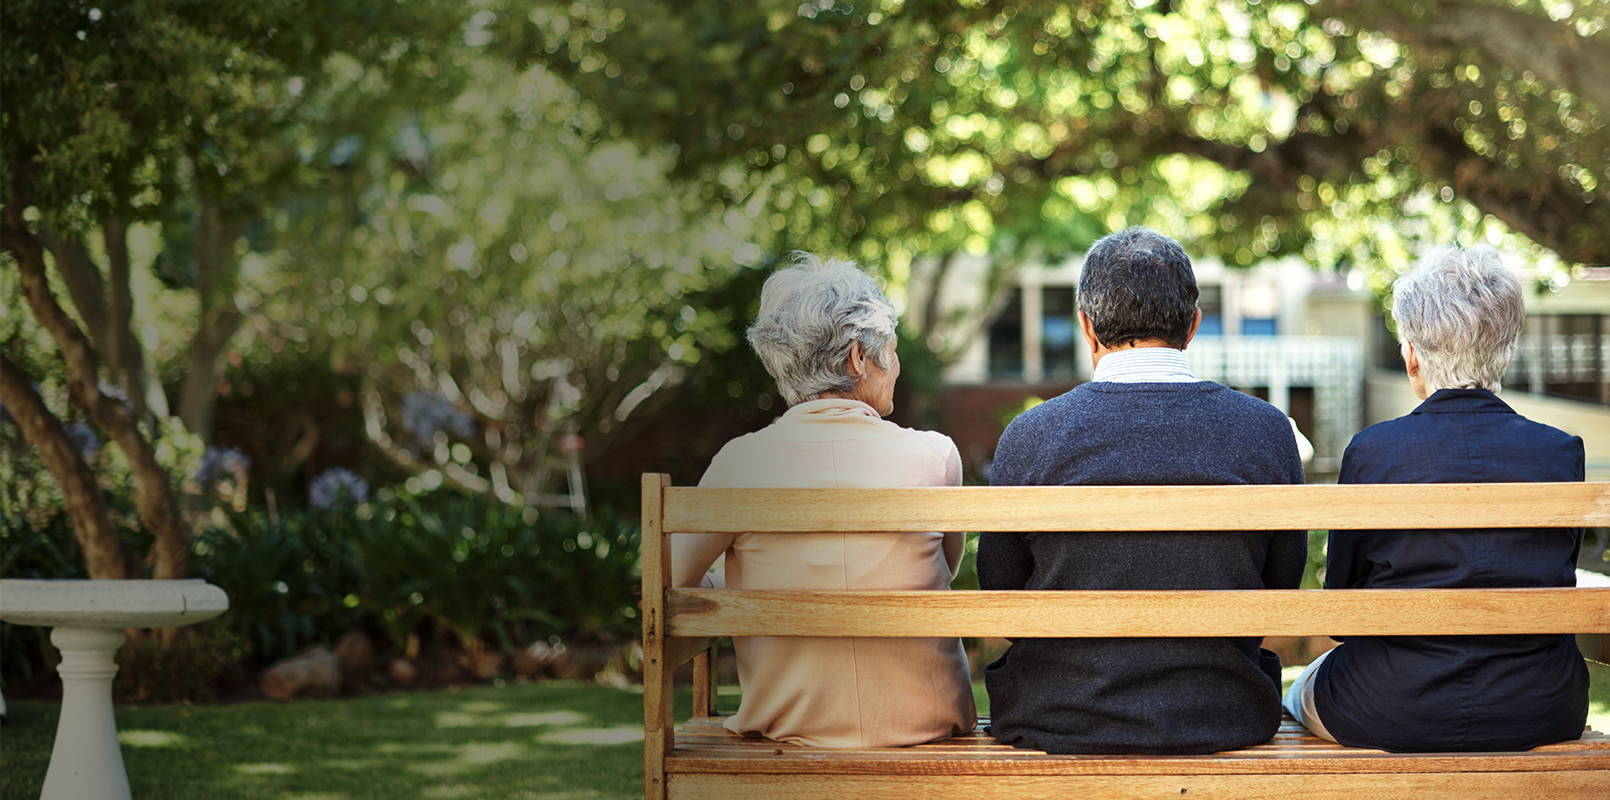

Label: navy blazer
[1313,388,1588,752]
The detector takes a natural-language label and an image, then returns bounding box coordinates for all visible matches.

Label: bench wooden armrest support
[640,475,1610,799]
[690,649,715,720]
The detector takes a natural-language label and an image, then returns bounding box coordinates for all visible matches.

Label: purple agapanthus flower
[195,446,251,484]
[65,421,101,461]
[400,391,473,448]
[309,467,369,510]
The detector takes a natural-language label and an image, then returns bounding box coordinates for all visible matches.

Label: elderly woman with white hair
[1283,246,1588,752]
[670,253,976,748]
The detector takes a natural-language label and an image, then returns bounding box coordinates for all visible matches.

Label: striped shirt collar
[1090,347,1199,383]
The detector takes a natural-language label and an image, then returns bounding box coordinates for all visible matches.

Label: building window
[1240,284,1279,337]
[1242,318,1279,336]
[1043,286,1078,379]
[1198,285,1224,336]
[1504,314,1610,406]
[987,288,1023,380]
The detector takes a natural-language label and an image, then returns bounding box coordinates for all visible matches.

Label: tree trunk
[101,215,164,420]
[37,224,167,421]
[0,354,129,580]
[916,252,958,347]
[177,190,246,442]
[177,316,236,441]
[5,194,191,580]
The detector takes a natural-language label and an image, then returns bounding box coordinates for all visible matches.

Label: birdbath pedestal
[0,579,229,800]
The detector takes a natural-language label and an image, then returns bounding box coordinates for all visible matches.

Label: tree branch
[35,229,109,351]
[1320,0,1610,114]
[0,353,129,579]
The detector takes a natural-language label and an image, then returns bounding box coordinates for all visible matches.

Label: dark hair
[1076,227,1199,349]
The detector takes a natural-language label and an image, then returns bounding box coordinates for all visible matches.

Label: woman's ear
[1400,341,1420,378]
[846,340,866,380]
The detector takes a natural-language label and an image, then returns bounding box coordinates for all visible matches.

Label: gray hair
[1077,227,1199,348]
[1391,245,1525,392]
[746,252,898,406]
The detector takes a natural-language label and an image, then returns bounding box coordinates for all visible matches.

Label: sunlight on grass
[409,742,529,777]
[506,710,588,727]
[536,726,644,745]
[236,763,296,775]
[433,711,486,728]
[420,786,479,799]
[437,707,592,729]
[312,758,385,771]
[118,729,189,748]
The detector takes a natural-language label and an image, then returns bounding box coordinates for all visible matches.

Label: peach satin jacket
[672,398,978,747]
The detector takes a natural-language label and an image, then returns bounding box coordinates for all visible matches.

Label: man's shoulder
[1189,382,1292,429]
[1004,385,1093,432]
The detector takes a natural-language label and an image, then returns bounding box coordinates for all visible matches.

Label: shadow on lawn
[0,682,669,800]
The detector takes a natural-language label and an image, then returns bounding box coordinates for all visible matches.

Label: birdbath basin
[0,579,229,800]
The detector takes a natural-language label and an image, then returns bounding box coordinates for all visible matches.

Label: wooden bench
[639,475,1610,799]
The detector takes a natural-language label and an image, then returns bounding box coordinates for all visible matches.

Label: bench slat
[666,588,1610,637]
[668,753,1610,775]
[667,771,1610,798]
[671,720,1610,757]
[662,482,1610,533]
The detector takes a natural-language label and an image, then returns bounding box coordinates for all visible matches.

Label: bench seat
[665,716,1610,799]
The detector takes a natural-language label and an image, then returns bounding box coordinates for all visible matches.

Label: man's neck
[1089,340,1178,370]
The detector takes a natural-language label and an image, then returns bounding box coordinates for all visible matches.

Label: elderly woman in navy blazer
[1283,246,1589,752]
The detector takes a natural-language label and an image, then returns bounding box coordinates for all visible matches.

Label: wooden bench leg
[642,475,673,800]
[692,649,715,719]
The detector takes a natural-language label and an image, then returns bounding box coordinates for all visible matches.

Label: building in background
[923,254,1610,481]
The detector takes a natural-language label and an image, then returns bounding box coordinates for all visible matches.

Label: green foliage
[198,488,641,662]
[3,485,642,697]
[189,509,361,662]
[1,0,469,225]
[332,491,641,653]
[258,54,762,497]
[115,624,249,704]
[501,0,1608,290]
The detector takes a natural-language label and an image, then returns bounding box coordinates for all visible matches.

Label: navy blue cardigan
[1314,388,1588,752]
[980,381,1306,754]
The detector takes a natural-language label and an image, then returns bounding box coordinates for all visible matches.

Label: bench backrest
[637,474,1610,798]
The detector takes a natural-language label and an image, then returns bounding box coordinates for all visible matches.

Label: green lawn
[4,665,1608,799]
[1,681,662,800]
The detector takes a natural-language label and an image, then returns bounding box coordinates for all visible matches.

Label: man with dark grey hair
[979,227,1307,754]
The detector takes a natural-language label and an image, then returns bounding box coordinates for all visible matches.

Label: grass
[3,664,1608,799]
[1,681,664,800]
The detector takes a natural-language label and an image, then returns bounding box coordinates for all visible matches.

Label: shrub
[3,485,644,696]
[114,623,249,703]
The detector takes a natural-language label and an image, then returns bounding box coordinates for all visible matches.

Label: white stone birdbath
[0,579,229,800]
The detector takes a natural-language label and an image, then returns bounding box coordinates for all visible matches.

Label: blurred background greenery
[2,0,1606,701]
